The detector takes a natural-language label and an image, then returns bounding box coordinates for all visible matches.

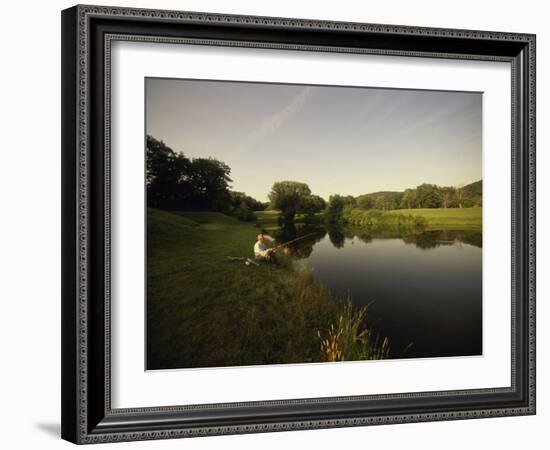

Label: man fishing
[253,231,317,263]
[254,233,276,262]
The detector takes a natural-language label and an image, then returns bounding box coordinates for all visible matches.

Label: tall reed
[317,299,390,362]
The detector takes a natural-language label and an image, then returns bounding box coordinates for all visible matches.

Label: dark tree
[232,202,256,222]
[186,158,232,211]
[302,194,327,221]
[400,188,417,209]
[356,194,375,209]
[146,136,191,209]
[461,180,482,207]
[146,135,233,212]
[325,195,346,223]
[341,195,357,207]
[229,191,264,213]
[327,223,346,248]
[416,183,442,208]
[375,196,386,210]
[268,181,312,222]
[440,187,454,208]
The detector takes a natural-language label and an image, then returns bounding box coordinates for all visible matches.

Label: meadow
[146,208,383,369]
[385,207,482,230]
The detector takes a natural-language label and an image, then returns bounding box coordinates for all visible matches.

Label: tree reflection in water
[272,223,481,257]
[272,223,326,260]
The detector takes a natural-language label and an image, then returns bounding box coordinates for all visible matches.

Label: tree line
[147,135,482,224]
[146,137,327,223]
[146,136,265,221]
[356,181,482,211]
[268,180,482,225]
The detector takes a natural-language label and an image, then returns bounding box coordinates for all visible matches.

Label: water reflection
[273,223,482,257]
[327,224,346,248]
[272,223,326,259]
[270,224,482,359]
[400,229,482,249]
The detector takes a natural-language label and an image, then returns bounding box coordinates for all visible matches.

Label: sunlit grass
[386,208,482,230]
[343,209,426,231]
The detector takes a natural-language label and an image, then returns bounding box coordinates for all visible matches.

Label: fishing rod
[269,231,318,251]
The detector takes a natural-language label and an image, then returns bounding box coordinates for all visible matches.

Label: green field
[254,209,280,229]
[385,208,482,230]
[254,209,280,222]
[147,208,340,369]
[254,209,324,228]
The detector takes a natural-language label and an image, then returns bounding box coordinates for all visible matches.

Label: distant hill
[361,191,402,198]
[463,180,482,197]
[359,181,481,199]
[355,180,482,210]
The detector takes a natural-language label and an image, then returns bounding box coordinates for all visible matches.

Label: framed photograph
[61,5,536,444]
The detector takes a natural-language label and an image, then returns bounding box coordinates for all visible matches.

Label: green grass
[254,209,280,222]
[172,210,243,225]
[147,208,341,369]
[342,208,426,232]
[254,209,280,229]
[254,209,325,228]
[385,208,482,230]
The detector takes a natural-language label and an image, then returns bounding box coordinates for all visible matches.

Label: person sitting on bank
[254,233,275,261]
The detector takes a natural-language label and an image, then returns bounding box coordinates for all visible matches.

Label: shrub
[233,203,257,222]
[341,208,426,231]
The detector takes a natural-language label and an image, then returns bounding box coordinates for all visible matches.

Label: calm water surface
[280,227,482,359]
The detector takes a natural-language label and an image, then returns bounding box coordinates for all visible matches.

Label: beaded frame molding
[61,4,536,444]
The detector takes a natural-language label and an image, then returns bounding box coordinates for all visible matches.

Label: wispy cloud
[147,78,482,200]
[239,86,312,153]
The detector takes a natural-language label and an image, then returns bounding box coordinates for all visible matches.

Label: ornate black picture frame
[61,4,536,444]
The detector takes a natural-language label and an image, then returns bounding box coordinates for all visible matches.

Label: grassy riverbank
[385,208,482,230]
[257,207,482,231]
[342,208,426,231]
[147,208,354,369]
[255,209,325,229]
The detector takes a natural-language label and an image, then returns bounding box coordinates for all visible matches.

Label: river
[275,225,482,360]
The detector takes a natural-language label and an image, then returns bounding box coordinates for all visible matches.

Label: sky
[146,78,482,202]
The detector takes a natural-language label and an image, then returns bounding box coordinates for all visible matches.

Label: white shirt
[253,235,274,257]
